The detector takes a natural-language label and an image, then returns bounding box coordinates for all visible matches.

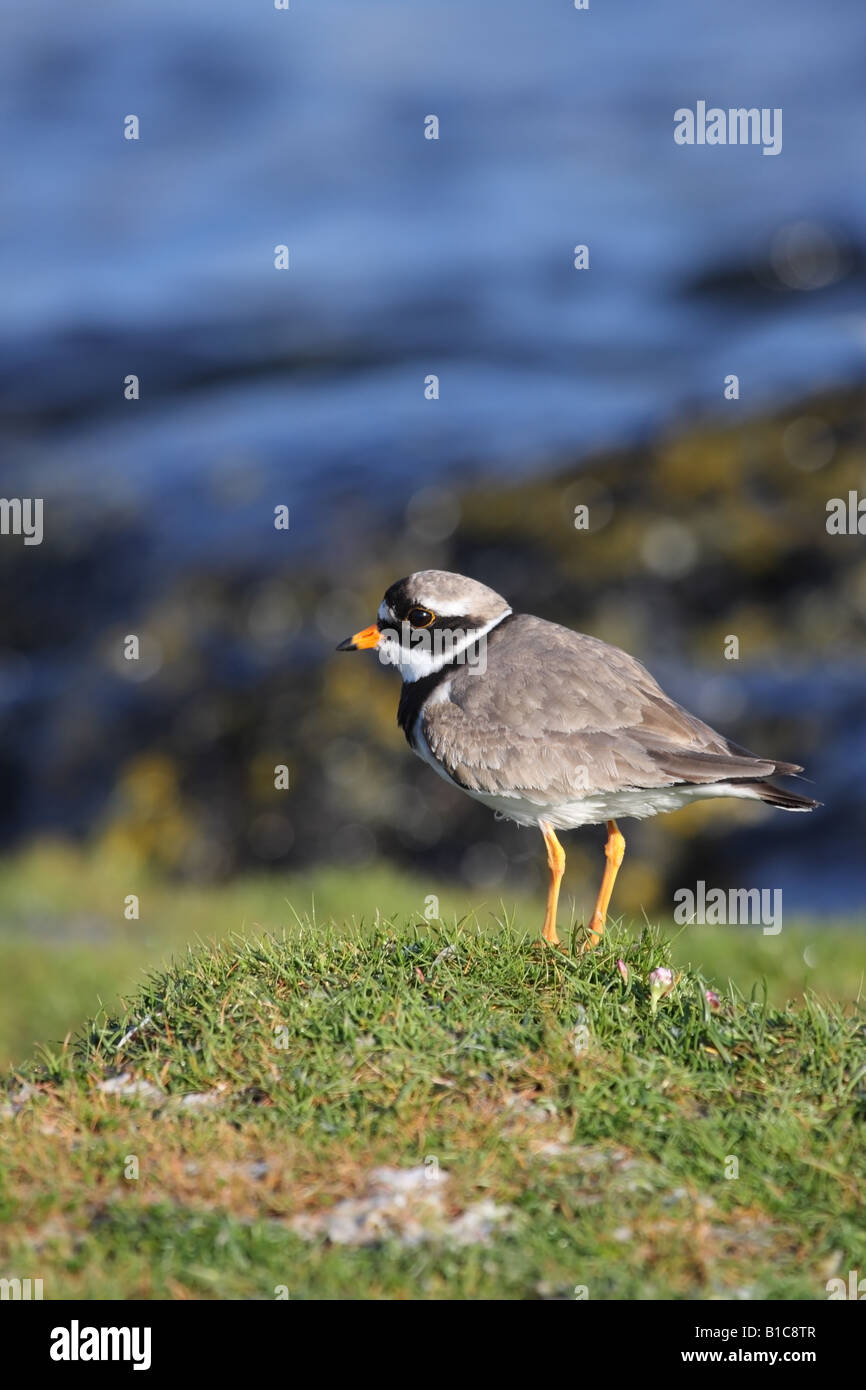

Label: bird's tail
[736,779,820,811]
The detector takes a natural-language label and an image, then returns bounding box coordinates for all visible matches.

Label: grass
[2,918,864,1300]
[1,841,863,1070]
[0,843,485,1069]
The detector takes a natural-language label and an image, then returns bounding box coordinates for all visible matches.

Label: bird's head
[336,570,511,681]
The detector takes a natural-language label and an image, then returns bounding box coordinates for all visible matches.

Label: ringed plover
[337,571,817,948]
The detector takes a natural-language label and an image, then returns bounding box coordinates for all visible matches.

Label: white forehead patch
[380,594,465,619]
[418,595,467,616]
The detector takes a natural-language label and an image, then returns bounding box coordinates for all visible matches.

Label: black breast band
[396,612,516,745]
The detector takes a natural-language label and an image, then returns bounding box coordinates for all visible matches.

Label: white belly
[460,784,763,829]
[410,712,763,829]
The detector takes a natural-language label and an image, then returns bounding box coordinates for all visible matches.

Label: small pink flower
[616,959,629,984]
[705,989,721,1011]
[648,966,673,992]
[648,966,676,1014]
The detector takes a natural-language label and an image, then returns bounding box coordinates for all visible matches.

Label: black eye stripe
[377,604,485,635]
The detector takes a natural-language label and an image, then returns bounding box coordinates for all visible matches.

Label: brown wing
[421,614,799,800]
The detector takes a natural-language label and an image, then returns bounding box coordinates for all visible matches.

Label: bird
[337,570,818,949]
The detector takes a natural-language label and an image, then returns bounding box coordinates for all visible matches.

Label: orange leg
[539,821,566,946]
[582,820,625,952]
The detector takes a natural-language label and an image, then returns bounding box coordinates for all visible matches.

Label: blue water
[2,0,866,550]
[1,1,865,910]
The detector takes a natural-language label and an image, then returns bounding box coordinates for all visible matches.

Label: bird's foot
[579,914,604,953]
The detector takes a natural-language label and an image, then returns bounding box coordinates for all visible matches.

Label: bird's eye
[407,606,435,628]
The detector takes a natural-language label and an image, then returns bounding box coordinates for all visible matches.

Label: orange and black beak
[336,624,380,652]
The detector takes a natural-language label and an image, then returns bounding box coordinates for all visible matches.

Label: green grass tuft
[2,919,863,1299]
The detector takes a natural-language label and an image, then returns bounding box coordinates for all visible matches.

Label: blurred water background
[1,0,865,1060]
